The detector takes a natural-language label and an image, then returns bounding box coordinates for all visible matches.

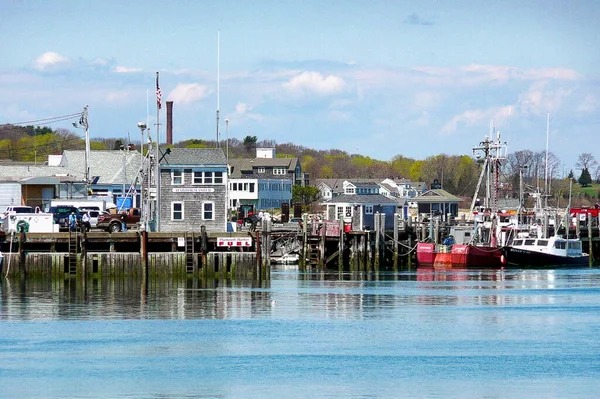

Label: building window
[336,206,343,220]
[172,202,184,220]
[365,205,373,214]
[273,167,286,175]
[214,172,223,184]
[258,167,265,173]
[172,170,183,185]
[345,206,352,217]
[345,187,355,194]
[249,183,255,193]
[193,171,202,184]
[203,202,214,220]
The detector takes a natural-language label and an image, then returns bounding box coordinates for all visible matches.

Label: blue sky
[2,0,599,174]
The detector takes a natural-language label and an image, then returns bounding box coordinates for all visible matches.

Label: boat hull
[416,243,505,268]
[502,247,589,267]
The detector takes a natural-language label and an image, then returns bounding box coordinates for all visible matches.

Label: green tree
[578,167,592,187]
[243,135,257,154]
[113,139,124,150]
[292,185,320,207]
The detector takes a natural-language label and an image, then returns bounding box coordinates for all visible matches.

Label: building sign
[217,237,253,247]
[172,187,215,193]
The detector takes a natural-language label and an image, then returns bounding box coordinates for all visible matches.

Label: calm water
[1,267,600,399]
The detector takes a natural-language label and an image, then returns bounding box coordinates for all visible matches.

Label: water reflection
[2,267,599,321]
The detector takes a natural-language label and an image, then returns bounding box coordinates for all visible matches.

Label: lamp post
[137,122,147,226]
[72,105,90,197]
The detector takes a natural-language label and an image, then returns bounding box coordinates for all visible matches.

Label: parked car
[97,208,141,232]
[48,206,83,231]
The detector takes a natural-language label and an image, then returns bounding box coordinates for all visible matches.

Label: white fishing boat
[502,234,588,267]
[271,252,300,265]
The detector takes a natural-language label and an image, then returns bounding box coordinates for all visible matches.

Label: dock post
[589,222,594,267]
[19,231,26,278]
[408,235,413,268]
[140,230,148,280]
[350,235,357,272]
[374,213,380,271]
[338,217,344,273]
[393,213,399,272]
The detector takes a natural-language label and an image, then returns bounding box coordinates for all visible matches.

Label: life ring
[16,220,30,233]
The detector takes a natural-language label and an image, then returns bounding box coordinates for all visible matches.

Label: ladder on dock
[185,234,194,273]
[307,237,320,267]
[68,231,78,275]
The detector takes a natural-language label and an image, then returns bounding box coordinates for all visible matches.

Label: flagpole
[155,72,162,232]
[216,29,220,148]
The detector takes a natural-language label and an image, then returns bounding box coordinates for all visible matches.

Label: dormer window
[273,167,286,175]
[345,187,355,194]
[258,167,265,173]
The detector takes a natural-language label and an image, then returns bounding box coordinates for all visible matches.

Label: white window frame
[345,187,355,194]
[193,171,203,184]
[273,167,286,175]
[336,206,344,220]
[214,171,223,184]
[171,201,184,221]
[365,205,374,214]
[258,167,265,173]
[172,169,183,185]
[202,201,214,220]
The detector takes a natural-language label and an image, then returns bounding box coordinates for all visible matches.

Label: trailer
[1,213,56,233]
[48,198,116,212]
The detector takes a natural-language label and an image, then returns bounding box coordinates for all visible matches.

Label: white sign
[177,237,185,247]
[217,237,253,247]
[172,187,215,193]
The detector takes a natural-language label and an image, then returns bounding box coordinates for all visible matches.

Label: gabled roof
[60,150,142,185]
[414,189,461,203]
[228,157,298,179]
[322,193,399,205]
[159,148,226,166]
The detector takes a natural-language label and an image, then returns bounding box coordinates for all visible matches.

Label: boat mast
[544,112,550,209]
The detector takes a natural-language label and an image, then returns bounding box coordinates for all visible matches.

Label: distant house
[228,148,301,211]
[316,178,428,202]
[321,186,401,230]
[158,148,228,232]
[411,189,461,222]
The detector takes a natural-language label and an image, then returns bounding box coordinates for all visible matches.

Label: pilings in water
[0,231,265,279]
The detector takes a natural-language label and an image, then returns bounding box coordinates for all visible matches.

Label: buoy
[500,254,506,265]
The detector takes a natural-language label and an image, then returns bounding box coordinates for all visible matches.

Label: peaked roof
[414,189,461,203]
[60,150,142,185]
[228,157,298,179]
[322,193,400,205]
[159,148,226,166]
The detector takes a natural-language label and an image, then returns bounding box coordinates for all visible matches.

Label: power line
[3,112,82,126]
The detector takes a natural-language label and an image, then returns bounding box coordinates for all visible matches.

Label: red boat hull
[417,242,505,268]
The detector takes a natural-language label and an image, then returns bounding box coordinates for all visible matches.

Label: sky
[2,0,599,175]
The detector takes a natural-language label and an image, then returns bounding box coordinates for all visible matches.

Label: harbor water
[1,267,600,398]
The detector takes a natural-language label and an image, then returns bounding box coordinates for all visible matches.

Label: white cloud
[229,102,263,122]
[167,83,211,104]
[442,105,514,134]
[113,66,142,73]
[517,81,572,116]
[576,94,598,113]
[282,71,346,96]
[33,52,69,70]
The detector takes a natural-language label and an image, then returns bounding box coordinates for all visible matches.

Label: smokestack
[166,101,173,145]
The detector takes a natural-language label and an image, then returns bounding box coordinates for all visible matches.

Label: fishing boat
[416,132,508,268]
[502,235,588,267]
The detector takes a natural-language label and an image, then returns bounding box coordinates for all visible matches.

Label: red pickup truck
[96,208,141,232]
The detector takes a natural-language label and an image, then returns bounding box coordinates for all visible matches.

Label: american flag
[156,72,162,110]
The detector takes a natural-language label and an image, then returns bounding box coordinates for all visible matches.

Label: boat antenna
[216,29,220,148]
[544,112,550,208]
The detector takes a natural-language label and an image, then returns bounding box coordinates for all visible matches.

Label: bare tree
[575,153,597,171]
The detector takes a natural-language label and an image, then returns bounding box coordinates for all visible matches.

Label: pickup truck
[96,208,141,232]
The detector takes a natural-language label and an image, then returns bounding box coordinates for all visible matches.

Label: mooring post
[589,221,593,267]
[19,230,26,278]
[393,213,399,272]
[81,231,87,279]
[338,217,344,273]
[374,213,380,271]
[140,230,148,279]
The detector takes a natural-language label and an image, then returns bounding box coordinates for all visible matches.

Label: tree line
[1,124,598,206]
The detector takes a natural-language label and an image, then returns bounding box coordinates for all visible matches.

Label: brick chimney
[166,101,173,145]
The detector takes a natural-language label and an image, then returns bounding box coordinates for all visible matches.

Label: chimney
[166,101,173,145]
